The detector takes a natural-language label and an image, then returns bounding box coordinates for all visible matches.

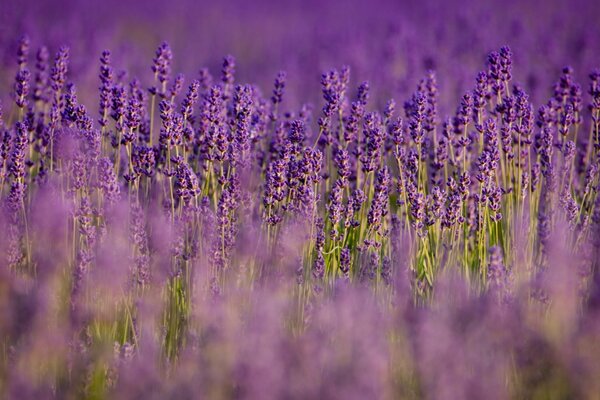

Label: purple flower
[98,50,113,127]
[231,84,253,165]
[487,246,511,301]
[98,157,120,205]
[151,42,173,88]
[334,148,351,183]
[271,71,286,107]
[327,179,345,238]
[14,68,30,109]
[125,79,144,135]
[263,159,287,209]
[360,113,385,173]
[10,122,28,181]
[407,91,426,145]
[174,158,201,207]
[181,80,200,122]
[132,145,156,177]
[50,46,69,96]
[367,167,390,232]
[111,83,127,127]
[33,46,49,103]
[221,54,236,100]
[321,68,345,119]
[340,247,351,277]
[169,73,185,99]
[16,35,30,69]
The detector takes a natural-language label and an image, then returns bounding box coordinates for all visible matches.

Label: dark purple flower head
[231,84,254,164]
[158,99,174,146]
[321,68,345,118]
[487,245,511,301]
[110,83,127,127]
[423,70,438,132]
[352,188,366,213]
[6,180,27,216]
[289,119,306,145]
[488,48,511,96]
[442,177,463,228]
[538,126,554,180]
[358,251,378,282]
[198,67,213,93]
[98,157,120,205]
[206,84,224,127]
[61,82,80,126]
[10,122,29,181]
[181,79,200,122]
[486,184,503,221]
[169,73,185,99]
[222,54,236,86]
[264,159,287,208]
[553,66,574,105]
[50,46,69,95]
[340,247,351,277]
[313,250,325,281]
[98,50,113,127]
[473,71,489,119]
[357,81,370,106]
[407,91,426,145]
[152,42,172,85]
[499,46,513,84]
[16,35,30,69]
[381,256,392,285]
[14,68,30,109]
[565,191,579,227]
[361,113,385,173]
[454,92,473,135]
[327,180,345,239]
[476,118,500,185]
[426,185,445,225]
[344,100,364,143]
[175,159,201,206]
[220,54,236,101]
[33,46,50,103]
[384,98,396,122]
[271,71,286,106]
[132,145,156,177]
[390,117,405,148]
[125,79,143,134]
[335,148,351,182]
[367,166,391,231]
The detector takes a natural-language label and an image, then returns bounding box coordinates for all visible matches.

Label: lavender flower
[174,158,201,206]
[340,247,351,277]
[14,69,31,109]
[327,179,344,238]
[221,54,236,100]
[32,46,49,103]
[98,157,120,205]
[50,46,69,96]
[151,42,173,89]
[271,71,286,107]
[16,35,30,69]
[98,50,113,127]
[367,167,390,232]
[10,122,28,181]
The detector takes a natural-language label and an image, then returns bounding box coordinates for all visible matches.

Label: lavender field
[1,0,600,398]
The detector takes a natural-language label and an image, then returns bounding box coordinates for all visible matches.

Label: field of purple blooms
[1,0,600,398]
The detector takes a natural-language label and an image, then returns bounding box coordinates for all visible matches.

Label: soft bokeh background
[2,0,600,114]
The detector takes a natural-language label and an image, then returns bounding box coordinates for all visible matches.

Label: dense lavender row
[0,34,599,398]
